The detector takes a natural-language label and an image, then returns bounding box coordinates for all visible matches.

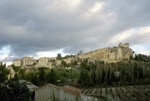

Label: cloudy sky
[0,0,150,65]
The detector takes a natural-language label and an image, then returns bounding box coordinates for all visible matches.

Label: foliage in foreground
[0,63,10,83]
[0,74,31,101]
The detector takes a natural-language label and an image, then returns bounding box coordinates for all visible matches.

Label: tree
[0,63,10,83]
[46,69,57,84]
[77,50,83,55]
[12,65,21,74]
[51,59,56,68]
[31,73,40,86]
[0,84,8,101]
[61,60,67,67]
[79,59,90,70]
[89,70,96,86]
[0,74,31,101]
[38,68,46,85]
[78,70,84,86]
[78,70,90,87]
[18,69,26,79]
[8,75,31,101]
[57,53,62,60]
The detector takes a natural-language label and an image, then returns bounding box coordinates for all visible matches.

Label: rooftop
[48,84,82,95]
[13,59,21,61]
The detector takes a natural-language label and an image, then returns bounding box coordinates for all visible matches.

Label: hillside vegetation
[78,59,150,87]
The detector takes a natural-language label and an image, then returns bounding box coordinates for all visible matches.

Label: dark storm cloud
[0,0,150,61]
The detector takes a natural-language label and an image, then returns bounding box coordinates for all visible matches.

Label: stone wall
[77,43,133,63]
[35,84,80,101]
[35,84,101,101]
[63,57,78,64]
[119,42,129,48]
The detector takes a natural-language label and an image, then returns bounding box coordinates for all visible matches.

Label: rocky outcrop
[77,43,133,63]
[7,65,15,79]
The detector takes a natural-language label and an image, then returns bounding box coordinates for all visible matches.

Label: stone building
[77,43,133,63]
[13,59,21,66]
[35,57,52,68]
[63,57,78,64]
[22,56,37,67]
[35,84,82,101]
[35,84,99,101]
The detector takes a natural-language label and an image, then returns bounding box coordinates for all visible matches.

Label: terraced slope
[82,85,150,101]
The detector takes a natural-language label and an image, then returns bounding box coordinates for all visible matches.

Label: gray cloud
[1,56,19,62]
[0,0,150,61]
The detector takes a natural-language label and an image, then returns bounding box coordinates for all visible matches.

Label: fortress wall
[77,43,133,63]
[119,43,129,48]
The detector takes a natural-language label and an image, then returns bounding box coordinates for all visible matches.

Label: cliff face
[77,43,133,63]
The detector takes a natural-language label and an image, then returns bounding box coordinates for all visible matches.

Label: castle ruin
[77,43,133,63]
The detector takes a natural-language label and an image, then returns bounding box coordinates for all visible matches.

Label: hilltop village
[12,42,133,69]
[1,43,150,101]
[7,43,134,79]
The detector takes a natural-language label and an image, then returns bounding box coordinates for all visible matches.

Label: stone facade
[35,57,52,68]
[13,59,21,66]
[63,57,78,64]
[77,43,133,63]
[22,57,37,67]
[13,57,55,69]
[35,84,98,101]
[35,84,81,101]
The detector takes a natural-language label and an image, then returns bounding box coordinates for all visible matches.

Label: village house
[22,56,37,67]
[35,84,82,101]
[35,57,52,68]
[13,59,21,67]
[35,84,99,101]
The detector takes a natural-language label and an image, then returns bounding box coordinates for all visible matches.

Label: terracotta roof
[48,84,82,95]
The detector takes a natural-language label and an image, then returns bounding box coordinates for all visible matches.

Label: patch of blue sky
[0,45,10,57]
[131,43,150,55]
[133,26,150,31]
[142,44,150,50]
